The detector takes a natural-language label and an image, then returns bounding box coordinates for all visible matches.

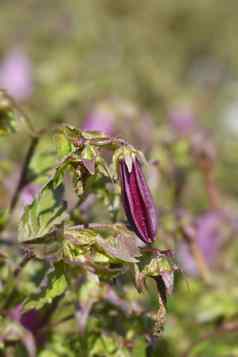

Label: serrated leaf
[81,145,97,174]
[18,170,68,242]
[64,125,83,146]
[27,135,57,184]
[24,262,68,311]
[54,128,75,160]
[96,232,141,263]
[64,227,97,246]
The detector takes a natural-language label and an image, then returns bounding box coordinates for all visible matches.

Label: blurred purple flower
[8,304,46,355]
[4,305,37,357]
[169,106,196,136]
[82,103,115,135]
[178,212,224,275]
[82,98,156,152]
[8,305,45,346]
[21,183,41,206]
[20,309,44,336]
[196,212,223,264]
[0,48,32,101]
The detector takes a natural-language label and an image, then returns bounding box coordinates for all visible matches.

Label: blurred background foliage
[0,0,238,194]
[1,1,238,356]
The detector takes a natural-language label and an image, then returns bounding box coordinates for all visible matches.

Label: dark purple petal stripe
[134,160,158,239]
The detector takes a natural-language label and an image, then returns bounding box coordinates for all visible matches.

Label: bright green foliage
[24,262,68,311]
[0,90,17,136]
[54,128,75,160]
[0,111,16,136]
[18,170,68,242]
[28,136,58,184]
[96,231,141,263]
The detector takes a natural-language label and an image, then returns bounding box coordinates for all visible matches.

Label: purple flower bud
[119,158,158,244]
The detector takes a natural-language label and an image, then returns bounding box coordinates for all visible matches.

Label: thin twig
[70,222,124,231]
[203,169,221,210]
[86,136,127,148]
[10,137,39,212]
[13,250,34,278]
[3,250,34,308]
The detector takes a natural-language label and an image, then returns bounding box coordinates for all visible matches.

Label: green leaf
[196,289,238,323]
[142,252,178,277]
[18,170,68,242]
[25,229,63,261]
[62,229,99,264]
[89,333,131,357]
[64,227,97,246]
[96,156,112,179]
[27,135,57,184]
[96,230,141,263]
[63,125,83,146]
[0,208,9,232]
[24,262,68,311]
[54,128,75,160]
[0,90,17,136]
[81,145,97,174]
[0,111,16,136]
